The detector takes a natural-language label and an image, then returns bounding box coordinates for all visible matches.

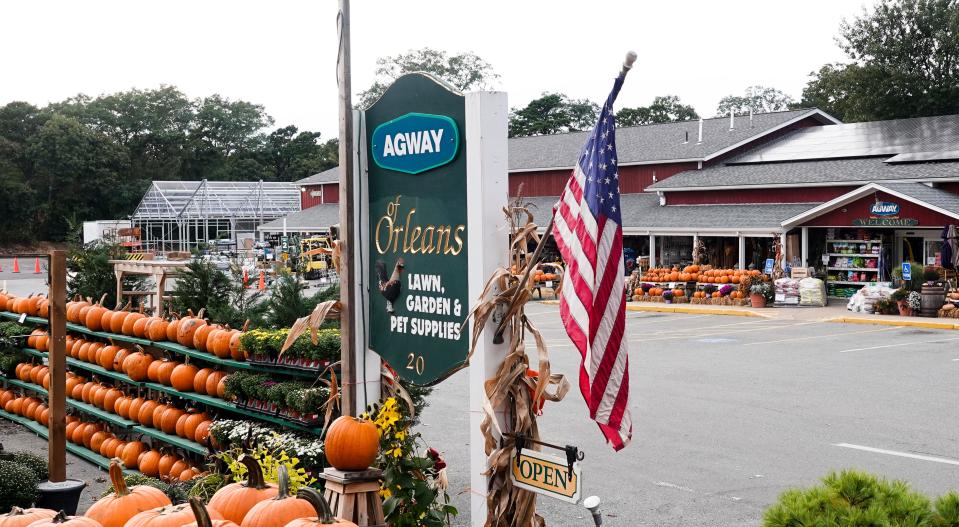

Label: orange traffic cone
[243,269,249,288]
[258,271,266,291]
[12,258,20,273]
[33,258,41,274]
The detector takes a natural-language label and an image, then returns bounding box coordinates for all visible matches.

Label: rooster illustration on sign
[376,258,405,315]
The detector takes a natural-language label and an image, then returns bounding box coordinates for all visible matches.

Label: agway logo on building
[371,112,459,175]
[870,201,900,217]
[510,449,582,504]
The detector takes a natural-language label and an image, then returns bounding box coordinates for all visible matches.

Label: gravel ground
[0,419,110,513]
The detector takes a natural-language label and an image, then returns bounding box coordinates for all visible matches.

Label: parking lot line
[741,325,897,346]
[837,336,959,353]
[834,443,959,466]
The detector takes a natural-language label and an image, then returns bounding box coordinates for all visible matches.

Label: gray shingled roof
[507,109,837,171]
[295,167,339,186]
[257,204,340,232]
[648,157,959,190]
[521,194,817,231]
[878,182,959,216]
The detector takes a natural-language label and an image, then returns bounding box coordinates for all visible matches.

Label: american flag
[552,74,632,450]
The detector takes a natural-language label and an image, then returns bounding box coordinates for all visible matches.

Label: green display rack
[0,408,138,475]
[4,377,137,429]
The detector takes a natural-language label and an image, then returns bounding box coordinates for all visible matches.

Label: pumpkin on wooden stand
[284,488,357,527]
[84,459,172,527]
[208,456,278,524]
[323,416,379,471]
[0,508,56,527]
[239,466,313,527]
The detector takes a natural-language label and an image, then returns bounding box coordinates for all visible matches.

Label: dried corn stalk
[465,199,570,527]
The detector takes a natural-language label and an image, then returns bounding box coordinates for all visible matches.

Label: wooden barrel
[920,284,945,317]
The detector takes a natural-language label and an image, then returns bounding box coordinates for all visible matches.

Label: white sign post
[465,90,511,527]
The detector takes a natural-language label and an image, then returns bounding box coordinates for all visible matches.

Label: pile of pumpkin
[533,269,559,283]
[1,387,202,481]
[10,359,216,447]
[691,290,747,299]
[641,265,763,284]
[0,292,50,318]
[0,456,352,527]
[637,287,685,298]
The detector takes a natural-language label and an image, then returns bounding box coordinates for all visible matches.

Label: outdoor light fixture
[584,496,602,526]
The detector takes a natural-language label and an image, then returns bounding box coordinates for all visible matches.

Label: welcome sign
[365,73,469,386]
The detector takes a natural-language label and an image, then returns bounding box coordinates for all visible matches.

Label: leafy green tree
[616,95,699,127]
[261,126,338,181]
[358,48,499,108]
[800,0,959,121]
[171,259,234,317]
[716,86,794,116]
[508,93,599,137]
[27,115,132,241]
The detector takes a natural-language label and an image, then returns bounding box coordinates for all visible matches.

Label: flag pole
[492,51,637,344]
[336,0,357,416]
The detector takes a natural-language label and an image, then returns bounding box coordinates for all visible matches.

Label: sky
[1,1,870,139]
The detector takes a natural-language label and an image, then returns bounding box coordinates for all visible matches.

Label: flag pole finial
[621,51,637,76]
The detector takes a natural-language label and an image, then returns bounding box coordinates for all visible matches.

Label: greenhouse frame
[131,180,301,252]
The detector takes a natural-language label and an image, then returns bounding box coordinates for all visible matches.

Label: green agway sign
[366,73,468,386]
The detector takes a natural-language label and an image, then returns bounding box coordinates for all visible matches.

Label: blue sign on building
[870,201,900,217]
[902,262,911,280]
[371,112,460,175]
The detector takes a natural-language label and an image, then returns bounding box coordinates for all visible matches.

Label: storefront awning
[522,194,818,236]
[781,182,959,228]
[257,204,340,233]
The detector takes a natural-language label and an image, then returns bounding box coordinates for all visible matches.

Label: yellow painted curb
[542,300,765,318]
[826,317,959,330]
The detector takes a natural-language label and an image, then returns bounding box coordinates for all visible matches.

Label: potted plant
[891,288,911,316]
[906,291,921,316]
[662,290,673,304]
[749,283,772,308]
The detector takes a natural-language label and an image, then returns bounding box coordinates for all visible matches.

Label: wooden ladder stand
[319,468,386,527]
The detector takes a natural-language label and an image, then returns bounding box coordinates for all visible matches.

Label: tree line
[1,0,956,244]
[0,87,338,244]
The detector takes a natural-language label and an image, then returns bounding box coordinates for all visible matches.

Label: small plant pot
[897,301,913,317]
[750,293,767,308]
[37,479,87,515]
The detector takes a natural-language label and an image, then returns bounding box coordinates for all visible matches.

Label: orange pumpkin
[182,498,239,527]
[132,316,152,338]
[157,451,181,481]
[183,411,209,440]
[160,407,185,435]
[97,345,122,371]
[239,466,314,527]
[194,420,212,446]
[24,511,103,527]
[110,306,133,334]
[165,315,182,342]
[194,368,214,394]
[229,325,247,361]
[177,316,208,347]
[170,363,199,392]
[138,449,162,477]
[208,328,233,359]
[208,456,279,524]
[137,400,160,427]
[193,323,220,353]
[151,403,171,429]
[282,489,357,527]
[123,351,154,382]
[143,317,165,342]
[324,416,379,471]
[122,311,146,336]
[120,441,148,470]
[125,503,223,527]
[0,507,57,527]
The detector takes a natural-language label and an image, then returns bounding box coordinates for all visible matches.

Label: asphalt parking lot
[421,303,959,526]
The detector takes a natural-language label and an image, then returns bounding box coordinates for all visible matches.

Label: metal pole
[48,251,67,482]
[337,0,357,417]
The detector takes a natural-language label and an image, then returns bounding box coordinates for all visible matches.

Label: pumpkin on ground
[239,466,313,527]
[124,503,224,527]
[323,416,379,471]
[208,456,278,524]
[84,459,172,527]
[0,508,56,527]
[24,512,102,527]
[284,488,357,527]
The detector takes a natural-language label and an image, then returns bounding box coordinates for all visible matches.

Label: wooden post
[337,0,357,417]
[48,250,67,482]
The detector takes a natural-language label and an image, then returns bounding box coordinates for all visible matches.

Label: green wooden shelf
[4,377,136,429]
[133,424,207,455]
[144,382,237,413]
[1,310,318,378]
[0,408,138,474]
